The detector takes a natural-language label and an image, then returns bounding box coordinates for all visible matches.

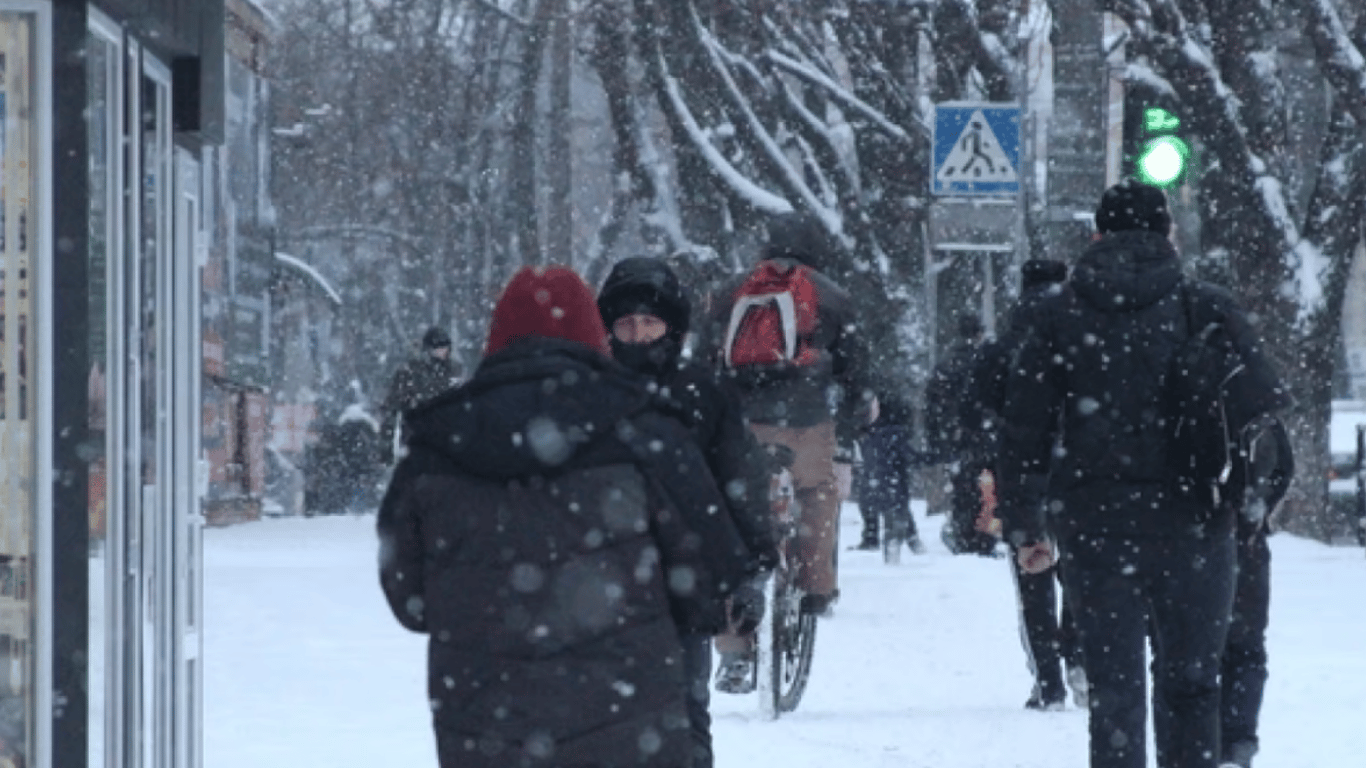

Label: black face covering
[610,336,681,378]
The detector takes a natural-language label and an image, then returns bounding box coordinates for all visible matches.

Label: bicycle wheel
[768,569,818,714]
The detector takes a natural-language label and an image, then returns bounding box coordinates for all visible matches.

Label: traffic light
[1133,106,1191,188]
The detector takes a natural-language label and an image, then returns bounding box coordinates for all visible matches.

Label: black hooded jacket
[377,338,751,767]
[598,257,780,573]
[998,231,1288,544]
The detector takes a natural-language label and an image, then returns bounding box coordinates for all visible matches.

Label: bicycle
[754,445,818,717]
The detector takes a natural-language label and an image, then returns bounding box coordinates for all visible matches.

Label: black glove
[727,577,767,635]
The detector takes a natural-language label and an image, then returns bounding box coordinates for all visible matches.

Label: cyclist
[700,211,877,627]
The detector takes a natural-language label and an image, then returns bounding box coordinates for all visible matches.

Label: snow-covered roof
[274,251,342,306]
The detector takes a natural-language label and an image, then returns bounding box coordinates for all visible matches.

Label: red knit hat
[484,265,611,357]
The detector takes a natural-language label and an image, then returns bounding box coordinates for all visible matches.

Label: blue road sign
[932,103,1021,197]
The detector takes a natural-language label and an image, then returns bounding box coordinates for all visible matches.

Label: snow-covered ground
[204,504,1366,768]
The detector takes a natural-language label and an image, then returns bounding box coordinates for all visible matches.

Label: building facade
[4,1,224,767]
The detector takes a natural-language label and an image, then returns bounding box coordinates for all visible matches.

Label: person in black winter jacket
[997,181,1291,768]
[378,325,463,463]
[926,312,998,556]
[597,256,778,766]
[378,265,752,768]
[965,259,1083,711]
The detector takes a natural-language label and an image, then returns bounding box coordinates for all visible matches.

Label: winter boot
[1024,682,1067,712]
[714,651,756,695]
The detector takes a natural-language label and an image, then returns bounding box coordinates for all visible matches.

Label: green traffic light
[1143,107,1181,134]
[1136,135,1191,188]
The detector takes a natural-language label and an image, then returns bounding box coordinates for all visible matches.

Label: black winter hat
[422,326,451,350]
[1021,259,1068,289]
[597,257,692,339]
[764,211,836,271]
[1095,180,1172,236]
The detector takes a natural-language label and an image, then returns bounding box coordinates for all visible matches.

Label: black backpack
[1163,287,1248,506]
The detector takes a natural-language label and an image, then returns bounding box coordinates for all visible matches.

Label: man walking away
[702,211,876,619]
[597,256,778,766]
[926,313,998,556]
[377,326,462,463]
[968,259,1083,710]
[378,265,752,768]
[998,181,1291,768]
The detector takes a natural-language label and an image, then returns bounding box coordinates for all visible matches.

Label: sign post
[928,103,1022,352]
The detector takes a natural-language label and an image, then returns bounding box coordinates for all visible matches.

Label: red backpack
[722,261,821,368]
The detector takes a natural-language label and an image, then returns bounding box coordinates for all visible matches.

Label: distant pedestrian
[377,325,462,463]
[926,312,997,556]
[377,265,752,768]
[856,380,929,558]
[998,181,1292,768]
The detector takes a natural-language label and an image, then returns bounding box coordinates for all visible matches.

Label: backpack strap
[722,291,799,367]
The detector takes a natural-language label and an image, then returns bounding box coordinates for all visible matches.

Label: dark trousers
[859,425,921,542]
[1219,522,1270,764]
[681,633,713,768]
[1010,553,1078,698]
[1061,531,1236,768]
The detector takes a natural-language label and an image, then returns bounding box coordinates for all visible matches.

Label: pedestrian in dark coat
[856,383,929,557]
[378,325,463,463]
[966,259,1083,710]
[378,266,752,768]
[598,256,778,767]
[997,181,1291,768]
[926,312,998,556]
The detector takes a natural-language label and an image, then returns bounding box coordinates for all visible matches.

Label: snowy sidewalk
[205,505,1366,768]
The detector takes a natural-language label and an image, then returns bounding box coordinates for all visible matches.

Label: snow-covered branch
[655,48,794,216]
[765,49,928,140]
[1291,0,1366,128]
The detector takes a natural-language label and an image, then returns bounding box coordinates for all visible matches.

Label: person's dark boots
[1024,680,1067,711]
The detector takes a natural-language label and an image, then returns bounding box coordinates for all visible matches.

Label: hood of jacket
[406,338,652,480]
[1071,230,1183,313]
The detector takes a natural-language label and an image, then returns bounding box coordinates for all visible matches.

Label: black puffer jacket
[377,339,750,768]
[598,256,780,574]
[998,231,1287,543]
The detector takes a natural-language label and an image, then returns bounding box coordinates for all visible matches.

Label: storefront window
[0,9,38,768]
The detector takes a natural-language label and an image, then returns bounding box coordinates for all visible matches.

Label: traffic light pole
[1044,0,1108,260]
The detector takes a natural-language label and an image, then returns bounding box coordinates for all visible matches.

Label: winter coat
[997,230,1289,544]
[377,338,751,768]
[596,256,780,575]
[654,363,780,573]
[378,353,462,449]
[924,340,982,462]
[963,282,1066,456]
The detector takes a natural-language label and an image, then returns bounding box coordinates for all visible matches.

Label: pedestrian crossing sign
[932,103,1021,197]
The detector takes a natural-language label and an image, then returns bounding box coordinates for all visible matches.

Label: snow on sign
[932,104,1021,197]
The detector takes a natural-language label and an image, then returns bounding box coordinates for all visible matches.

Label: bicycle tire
[768,569,818,714]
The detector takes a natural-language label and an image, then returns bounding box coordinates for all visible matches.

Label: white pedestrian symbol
[937,110,1018,183]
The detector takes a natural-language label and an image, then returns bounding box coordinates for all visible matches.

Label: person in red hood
[377,265,752,768]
